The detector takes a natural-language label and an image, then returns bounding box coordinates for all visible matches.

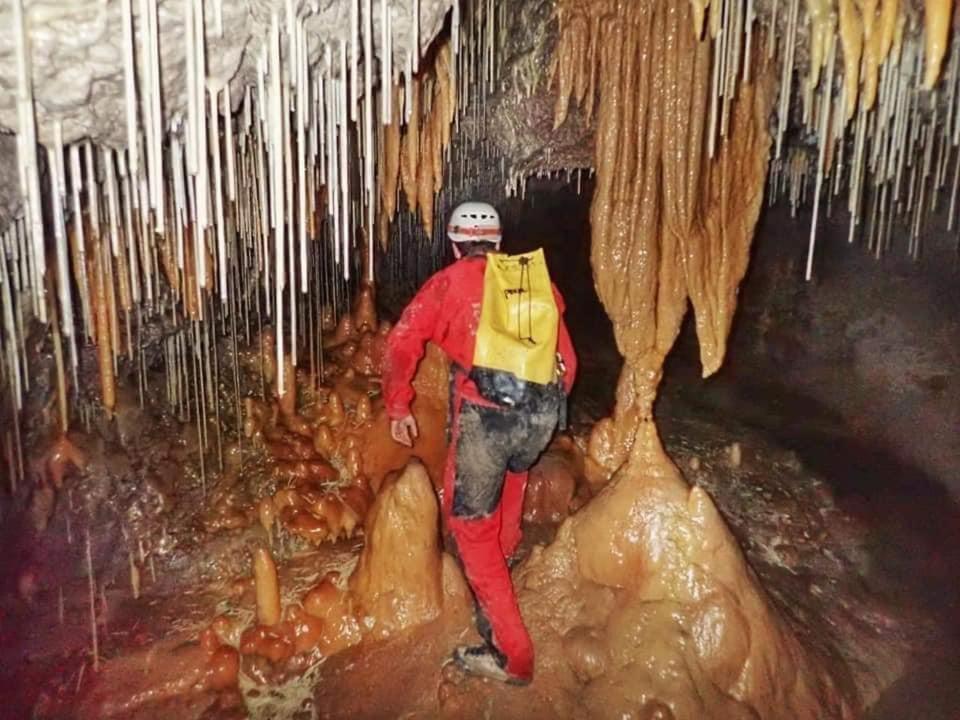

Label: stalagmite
[806,40,838,279]
[252,546,281,626]
[258,497,276,544]
[349,460,443,637]
[128,549,141,600]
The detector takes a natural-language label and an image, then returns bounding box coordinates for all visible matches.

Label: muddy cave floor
[2,214,960,718]
[2,343,958,719]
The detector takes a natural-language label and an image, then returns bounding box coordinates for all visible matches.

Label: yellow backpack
[473,249,559,386]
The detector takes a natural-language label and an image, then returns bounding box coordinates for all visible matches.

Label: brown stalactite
[381,43,457,245]
[553,0,776,470]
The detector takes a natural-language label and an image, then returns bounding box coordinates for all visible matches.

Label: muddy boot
[451,645,531,686]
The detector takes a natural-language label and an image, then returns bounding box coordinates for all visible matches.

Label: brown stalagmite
[252,546,281,626]
[349,460,444,637]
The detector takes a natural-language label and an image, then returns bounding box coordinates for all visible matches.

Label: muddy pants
[442,390,561,680]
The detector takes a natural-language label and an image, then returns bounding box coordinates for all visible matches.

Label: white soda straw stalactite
[225,85,237,203]
[69,146,94,339]
[297,19,309,295]
[364,0,375,280]
[339,40,352,280]
[776,0,801,159]
[13,0,46,321]
[49,127,78,387]
[185,0,198,173]
[269,12,285,394]
[382,0,392,124]
[805,40,837,281]
[210,88,228,302]
[147,0,165,231]
[122,0,140,180]
[351,0,360,121]
[413,0,420,73]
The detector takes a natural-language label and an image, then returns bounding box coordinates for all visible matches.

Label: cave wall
[719,202,960,499]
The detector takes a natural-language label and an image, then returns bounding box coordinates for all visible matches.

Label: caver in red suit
[382,201,577,685]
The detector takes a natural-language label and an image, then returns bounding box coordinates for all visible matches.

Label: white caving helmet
[447,201,502,245]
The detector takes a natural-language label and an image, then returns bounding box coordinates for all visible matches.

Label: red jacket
[383,255,578,419]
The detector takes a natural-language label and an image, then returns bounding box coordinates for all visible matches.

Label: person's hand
[390,414,419,447]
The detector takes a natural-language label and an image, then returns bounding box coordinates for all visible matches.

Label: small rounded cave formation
[0,0,959,719]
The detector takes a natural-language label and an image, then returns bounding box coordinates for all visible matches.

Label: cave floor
[0,358,943,718]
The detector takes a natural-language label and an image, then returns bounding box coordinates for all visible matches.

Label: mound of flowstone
[514,421,857,720]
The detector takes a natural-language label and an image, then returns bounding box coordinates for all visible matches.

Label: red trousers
[441,391,559,681]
